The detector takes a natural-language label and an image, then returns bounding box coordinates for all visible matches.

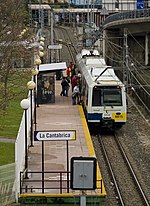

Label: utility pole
[39,0,44,35]
[87,0,90,23]
[50,10,54,63]
[29,0,32,27]
[123,28,129,93]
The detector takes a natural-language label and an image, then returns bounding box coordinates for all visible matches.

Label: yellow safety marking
[112,113,127,121]
[20,193,74,198]
[78,105,107,196]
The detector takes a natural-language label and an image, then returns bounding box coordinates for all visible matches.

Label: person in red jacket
[66,67,71,78]
[71,75,77,92]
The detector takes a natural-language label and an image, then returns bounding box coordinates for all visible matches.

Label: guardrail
[102,9,150,27]
[20,171,103,194]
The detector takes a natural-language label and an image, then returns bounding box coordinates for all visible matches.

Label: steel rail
[98,135,125,206]
[55,26,78,62]
[115,135,150,206]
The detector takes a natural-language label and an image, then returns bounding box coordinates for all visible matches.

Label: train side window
[92,89,101,106]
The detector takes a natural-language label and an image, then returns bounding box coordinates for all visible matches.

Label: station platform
[19,78,106,205]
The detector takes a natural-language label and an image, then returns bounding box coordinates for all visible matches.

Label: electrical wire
[127,29,145,50]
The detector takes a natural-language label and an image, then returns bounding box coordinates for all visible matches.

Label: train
[76,49,127,129]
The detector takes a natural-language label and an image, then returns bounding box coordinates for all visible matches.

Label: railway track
[54,26,78,64]
[44,25,77,65]
[97,133,150,206]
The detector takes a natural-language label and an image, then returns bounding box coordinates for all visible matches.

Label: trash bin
[37,73,55,104]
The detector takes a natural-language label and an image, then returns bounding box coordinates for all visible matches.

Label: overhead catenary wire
[127,29,145,50]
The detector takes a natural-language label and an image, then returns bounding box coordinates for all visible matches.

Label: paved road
[0,137,16,143]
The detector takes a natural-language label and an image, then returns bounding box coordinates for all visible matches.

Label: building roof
[28,4,51,10]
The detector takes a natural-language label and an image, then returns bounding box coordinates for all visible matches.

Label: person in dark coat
[65,77,70,97]
[60,77,66,96]
[60,77,70,96]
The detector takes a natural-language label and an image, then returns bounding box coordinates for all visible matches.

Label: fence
[0,163,15,206]
[14,92,33,202]
[20,171,103,195]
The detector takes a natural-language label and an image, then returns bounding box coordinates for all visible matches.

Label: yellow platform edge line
[78,105,106,196]
[20,193,106,198]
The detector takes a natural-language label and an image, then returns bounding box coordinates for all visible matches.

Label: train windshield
[92,86,122,106]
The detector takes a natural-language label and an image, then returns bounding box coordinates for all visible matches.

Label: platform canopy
[39,62,67,72]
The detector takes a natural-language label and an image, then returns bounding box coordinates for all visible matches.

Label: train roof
[80,49,106,67]
[76,50,124,86]
[89,67,122,84]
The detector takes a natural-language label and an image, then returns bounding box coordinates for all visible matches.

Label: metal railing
[20,171,103,194]
[102,9,150,27]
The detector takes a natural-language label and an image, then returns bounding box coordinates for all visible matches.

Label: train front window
[102,87,122,106]
[92,86,122,106]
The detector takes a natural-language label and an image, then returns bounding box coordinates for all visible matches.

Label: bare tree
[0,0,33,111]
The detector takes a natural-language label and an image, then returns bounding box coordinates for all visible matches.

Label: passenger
[65,77,70,97]
[71,75,77,92]
[75,66,79,74]
[72,86,80,105]
[60,77,66,96]
[60,77,70,97]
[71,65,76,80]
[77,73,82,104]
[66,67,71,78]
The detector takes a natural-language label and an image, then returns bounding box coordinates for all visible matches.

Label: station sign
[136,0,144,9]
[34,130,76,141]
[48,44,62,50]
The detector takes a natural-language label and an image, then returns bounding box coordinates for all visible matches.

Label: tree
[0,0,33,111]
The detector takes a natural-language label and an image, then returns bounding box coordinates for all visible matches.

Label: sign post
[48,44,62,62]
[34,130,76,193]
[70,157,97,206]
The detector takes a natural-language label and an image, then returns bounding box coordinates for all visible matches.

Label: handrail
[20,171,103,194]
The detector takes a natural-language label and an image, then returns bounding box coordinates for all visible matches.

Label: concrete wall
[104,29,147,67]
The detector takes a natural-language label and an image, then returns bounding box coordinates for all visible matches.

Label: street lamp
[39,45,44,51]
[40,36,45,42]
[34,58,42,66]
[27,81,36,147]
[39,51,44,58]
[20,98,30,178]
[33,61,41,131]
[31,69,39,131]
[39,40,44,47]
[39,51,44,64]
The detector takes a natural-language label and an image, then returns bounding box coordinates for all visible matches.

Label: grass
[0,70,31,165]
[0,142,15,166]
[0,100,24,138]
